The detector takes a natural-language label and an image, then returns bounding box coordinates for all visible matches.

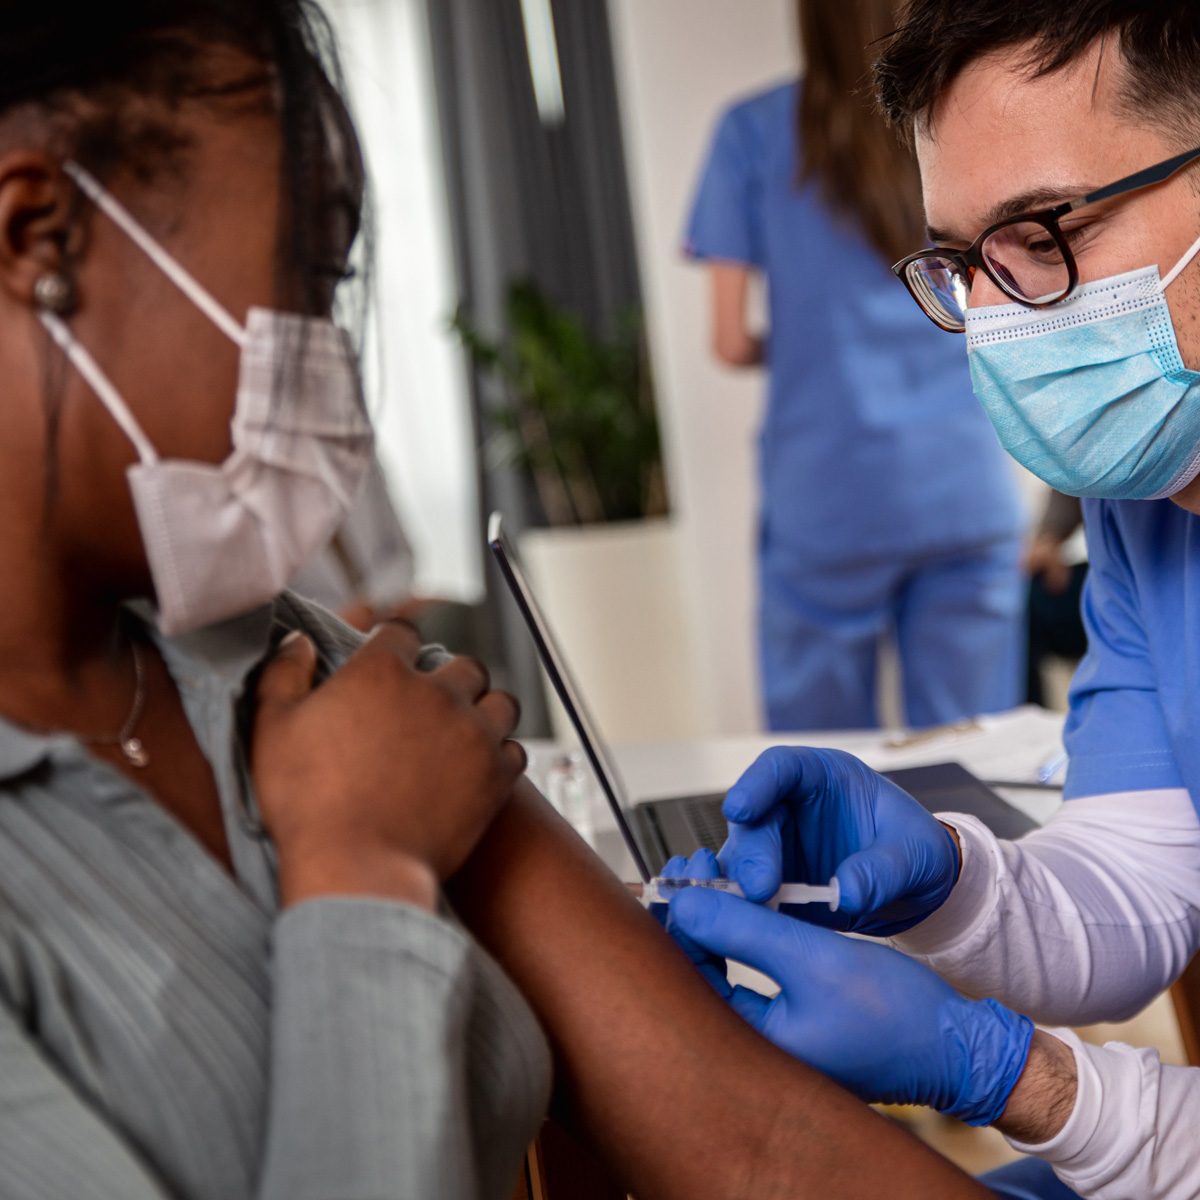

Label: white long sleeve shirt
[894,790,1200,1198]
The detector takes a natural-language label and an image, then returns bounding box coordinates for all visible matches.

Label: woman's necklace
[81,639,150,768]
[5,630,151,769]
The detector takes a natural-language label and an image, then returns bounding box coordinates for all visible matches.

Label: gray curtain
[425,0,643,734]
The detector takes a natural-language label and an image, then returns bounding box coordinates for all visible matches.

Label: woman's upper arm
[447,780,991,1200]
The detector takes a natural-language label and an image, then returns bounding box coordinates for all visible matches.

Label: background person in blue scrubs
[666,3,1200,1197]
[685,0,1025,731]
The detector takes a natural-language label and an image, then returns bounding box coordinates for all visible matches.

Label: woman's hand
[251,624,525,908]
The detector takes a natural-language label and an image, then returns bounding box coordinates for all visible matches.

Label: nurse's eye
[1020,232,1067,263]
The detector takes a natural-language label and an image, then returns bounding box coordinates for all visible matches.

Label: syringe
[636,876,840,910]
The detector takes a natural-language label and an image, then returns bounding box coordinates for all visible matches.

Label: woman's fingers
[476,687,521,741]
[500,739,529,777]
[432,654,491,704]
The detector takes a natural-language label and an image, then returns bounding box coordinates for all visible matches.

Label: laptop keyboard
[684,797,728,854]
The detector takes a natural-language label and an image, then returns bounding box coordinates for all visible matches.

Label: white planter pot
[519,518,702,743]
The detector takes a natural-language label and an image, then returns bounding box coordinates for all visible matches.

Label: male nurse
[666,4,1200,1198]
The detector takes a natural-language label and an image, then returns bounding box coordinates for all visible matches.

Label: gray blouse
[0,593,551,1199]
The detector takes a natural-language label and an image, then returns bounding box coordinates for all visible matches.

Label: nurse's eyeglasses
[893,144,1200,333]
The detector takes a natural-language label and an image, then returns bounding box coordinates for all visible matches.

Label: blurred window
[323,0,481,600]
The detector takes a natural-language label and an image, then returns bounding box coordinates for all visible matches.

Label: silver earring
[33,271,77,315]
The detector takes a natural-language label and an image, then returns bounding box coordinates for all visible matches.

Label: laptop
[487,512,1037,879]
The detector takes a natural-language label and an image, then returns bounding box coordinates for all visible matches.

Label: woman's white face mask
[39,161,375,636]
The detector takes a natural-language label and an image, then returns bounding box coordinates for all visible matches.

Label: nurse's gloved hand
[718,746,959,935]
[667,887,1033,1126]
[655,849,729,994]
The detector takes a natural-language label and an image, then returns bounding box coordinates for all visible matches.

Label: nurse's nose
[967,264,1011,310]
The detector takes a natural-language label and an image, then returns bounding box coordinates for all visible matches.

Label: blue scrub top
[1065,498,1200,811]
[684,81,1022,565]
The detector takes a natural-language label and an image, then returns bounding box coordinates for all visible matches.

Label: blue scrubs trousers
[759,536,1025,731]
[982,1158,1081,1197]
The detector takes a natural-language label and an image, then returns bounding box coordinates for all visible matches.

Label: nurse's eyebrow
[925,182,1097,246]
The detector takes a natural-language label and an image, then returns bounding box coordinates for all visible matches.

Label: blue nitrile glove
[668,886,1033,1126]
[718,746,960,935]
[656,849,730,993]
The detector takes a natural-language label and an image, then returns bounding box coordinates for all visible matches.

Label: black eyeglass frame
[892,143,1200,333]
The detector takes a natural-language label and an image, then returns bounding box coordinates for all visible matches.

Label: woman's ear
[0,152,80,309]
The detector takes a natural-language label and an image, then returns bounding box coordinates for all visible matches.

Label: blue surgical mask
[966,233,1200,500]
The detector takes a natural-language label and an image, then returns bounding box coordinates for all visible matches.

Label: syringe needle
[636,876,840,911]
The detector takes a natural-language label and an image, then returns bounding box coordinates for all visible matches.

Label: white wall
[607,0,797,734]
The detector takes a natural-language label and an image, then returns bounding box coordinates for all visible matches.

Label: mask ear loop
[62,161,248,349]
[40,310,160,465]
[1160,227,1200,291]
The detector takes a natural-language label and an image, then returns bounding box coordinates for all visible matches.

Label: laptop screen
[487,513,653,881]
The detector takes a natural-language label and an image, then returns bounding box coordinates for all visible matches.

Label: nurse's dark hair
[0,0,368,327]
[796,0,924,266]
[876,1,1200,147]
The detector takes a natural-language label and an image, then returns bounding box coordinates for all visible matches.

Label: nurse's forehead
[916,40,1160,246]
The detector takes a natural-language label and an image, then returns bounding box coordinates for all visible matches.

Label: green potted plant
[450,279,667,527]
[452,281,699,742]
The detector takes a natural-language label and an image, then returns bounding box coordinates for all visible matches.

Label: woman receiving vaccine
[0,4,995,1198]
